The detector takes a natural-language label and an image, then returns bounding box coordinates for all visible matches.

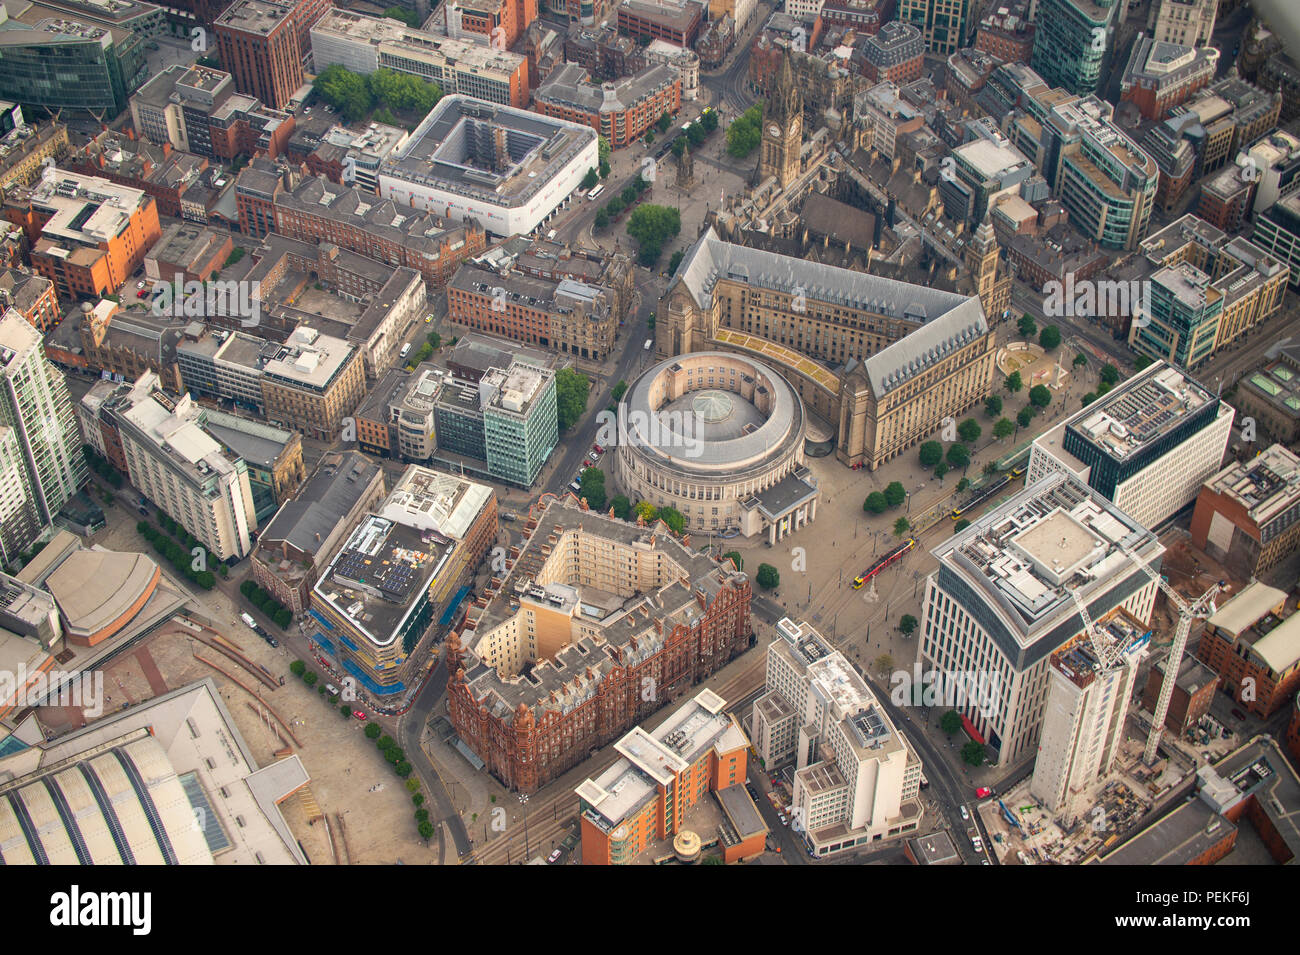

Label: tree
[555,368,591,431]
[314,64,373,123]
[621,184,638,205]
[581,167,599,191]
[954,518,971,532]
[919,441,944,469]
[578,467,607,510]
[606,196,625,216]
[957,418,981,444]
[340,703,352,717]
[1073,353,1088,369]
[874,654,895,677]
[1096,380,1113,397]
[1100,363,1120,385]
[671,136,687,158]
[656,506,685,534]
[893,516,910,537]
[625,204,681,267]
[993,417,1015,440]
[863,492,888,514]
[427,332,441,349]
[364,722,382,739]
[1017,406,1034,428]
[940,710,962,735]
[598,135,611,165]
[1039,325,1061,350]
[657,112,673,133]
[1082,392,1097,407]
[383,6,419,25]
[303,671,318,687]
[1134,354,1153,371]
[883,482,906,508]
[934,460,949,480]
[1028,384,1052,408]
[290,660,306,677]
[956,477,970,493]
[594,208,610,230]
[668,249,685,275]
[983,395,1002,417]
[610,495,632,520]
[899,614,918,636]
[687,123,706,147]
[946,443,969,469]
[756,563,780,590]
[1017,314,1037,338]
[418,821,435,841]
[413,794,425,808]
[725,103,763,158]
[961,742,986,767]
[723,551,743,570]
[700,109,719,133]
[396,761,413,778]
[634,500,657,522]
[1005,371,1023,394]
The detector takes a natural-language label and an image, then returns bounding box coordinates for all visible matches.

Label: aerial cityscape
[0,0,1298,890]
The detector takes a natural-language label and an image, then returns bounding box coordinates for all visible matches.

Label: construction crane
[1118,545,1228,765]
[1066,587,1127,671]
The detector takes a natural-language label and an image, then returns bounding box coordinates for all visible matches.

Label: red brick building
[856,21,924,86]
[1196,581,1300,720]
[1197,163,1257,233]
[1120,36,1218,121]
[974,0,1034,65]
[819,0,892,34]
[617,0,704,48]
[1140,653,1219,735]
[0,268,59,333]
[446,500,752,793]
[534,62,680,148]
[451,0,538,52]
[215,0,303,110]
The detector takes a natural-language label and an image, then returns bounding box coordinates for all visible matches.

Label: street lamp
[519,793,531,861]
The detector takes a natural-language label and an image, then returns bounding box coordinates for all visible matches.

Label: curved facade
[614,352,818,542]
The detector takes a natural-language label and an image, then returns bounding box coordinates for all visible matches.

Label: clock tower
[759,51,802,189]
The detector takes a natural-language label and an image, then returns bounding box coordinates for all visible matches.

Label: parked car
[976,787,993,799]
[352,710,367,721]
[547,849,562,864]
[569,480,581,493]
[592,444,605,454]
[960,805,969,820]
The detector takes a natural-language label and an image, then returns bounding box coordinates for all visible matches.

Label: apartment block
[616,0,704,48]
[1190,444,1300,578]
[535,63,680,149]
[753,617,923,856]
[97,372,258,560]
[577,689,762,865]
[0,108,70,194]
[1030,611,1150,815]
[0,268,58,333]
[252,450,385,612]
[202,409,305,524]
[311,465,497,698]
[1029,0,1115,96]
[974,0,1034,64]
[1196,581,1300,720]
[446,497,751,791]
[3,171,161,300]
[896,0,976,55]
[857,22,924,86]
[310,9,529,108]
[215,0,304,110]
[0,311,87,541]
[1029,361,1232,530]
[918,472,1163,767]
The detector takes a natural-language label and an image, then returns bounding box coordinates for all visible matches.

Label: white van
[547,229,557,241]
[400,343,412,359]
[644,338,653,350]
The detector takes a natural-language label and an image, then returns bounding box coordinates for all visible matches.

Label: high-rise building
[215,0,304,110]
[1030,611,1150,815]
[1030,0,1118,96]
[753,617,923,856]
[1190,444,1300,578]
[1148,0,1215,48]
[481,361,557,487]
[0,310,87,544]
[0,425,43,564]
[897,0,976,55]
[918,472,1163,766]
[88,372,259,561]
[1029,361,1233,530]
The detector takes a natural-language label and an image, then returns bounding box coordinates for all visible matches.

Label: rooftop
[936,472,1160,638]
[537,62,679,115]
[15,171,149,249]
[382,95,596,209]
[1240,344,1300,422]
[260,325,356,391]
[1200,444,1300,531]
[311,10,527,77]
[672,228,987,399]
[215,0,296,36]
[1067,363,1216,462]
[256,451,382,557]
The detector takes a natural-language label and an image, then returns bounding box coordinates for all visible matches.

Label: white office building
[753,617,923,857]
[917,472,1163,767]
[1028,361,1232,530]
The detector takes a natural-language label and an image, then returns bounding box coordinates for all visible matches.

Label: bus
[853,538,916,589]
[951,476,1009,519]
[587,184,605,200]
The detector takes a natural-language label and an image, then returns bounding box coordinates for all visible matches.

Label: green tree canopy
[993,417,1015,440]
[940,710,962,734]
[893,516,910,537]
[1005,371,1023,393]
[961,742,986,767]
[581,167,599,191]
[610,495,632,520]
[656,506,685,534]
[1039,325,1061,350]
[725,103,763,158]
[578,467,607,510]
[722,551,742,570]
[864,492,888,514]
[957,418,981,444]
[899,614,918,635]
[946,443,970,469]
[984,394,1002,417]
[884,481,906,508]
[555,368,591,431]
[626,204,681,267]
[1028,384,1052,408]
[1100,363,1120,385]
[1017,314,1037,338]
[1017,406,1034,428]
[919,441,943,468]
[756,563,780,590]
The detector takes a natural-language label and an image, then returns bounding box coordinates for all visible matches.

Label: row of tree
[555,368,590,432]
[313,65,441,125]
[83,446,123,489]
[239,579,292,629]
[725,104,764,158]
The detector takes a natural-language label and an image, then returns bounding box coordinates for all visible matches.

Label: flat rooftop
[260,325,355,391]
[17,172,148,248]
[1068,363,1215,462]
[216,0,296,35]
[938,472,1160,637]
[379,464,494,541]
[312,9,526,77]
[382,95,596,209]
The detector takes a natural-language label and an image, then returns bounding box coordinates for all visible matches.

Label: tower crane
[1066,587,1130,671]
[1118,545,1228,765]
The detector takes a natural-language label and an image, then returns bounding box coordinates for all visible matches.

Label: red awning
[961,714,986,745]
